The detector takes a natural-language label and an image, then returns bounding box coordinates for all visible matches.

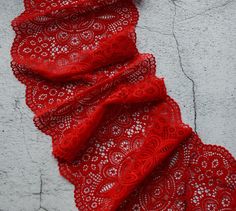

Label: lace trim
[11,0,236,210]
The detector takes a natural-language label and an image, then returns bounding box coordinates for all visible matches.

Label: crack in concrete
[170,0,197,132]
[14,99,33,159]
[33,173,49,211]
[39,174,43,207]
[14,98,37,164]
[40,208,49,211]
[180,0,235,22]
[137,25,172,36]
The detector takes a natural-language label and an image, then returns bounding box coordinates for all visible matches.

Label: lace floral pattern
[119,133,236,211]
[11,0,236,210]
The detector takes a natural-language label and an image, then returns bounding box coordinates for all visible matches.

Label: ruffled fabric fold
[11,0,236,210]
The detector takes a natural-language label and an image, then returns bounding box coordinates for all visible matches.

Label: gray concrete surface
[0,0,235,210]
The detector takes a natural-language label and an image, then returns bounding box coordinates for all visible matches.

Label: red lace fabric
[11,0,236,210]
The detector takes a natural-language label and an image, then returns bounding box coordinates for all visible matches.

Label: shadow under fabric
[11,0,236,210]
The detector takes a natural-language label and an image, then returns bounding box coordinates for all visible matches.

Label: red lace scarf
[11,0,236,210]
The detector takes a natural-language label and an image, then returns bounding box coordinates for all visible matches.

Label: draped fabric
[11,0,236,210]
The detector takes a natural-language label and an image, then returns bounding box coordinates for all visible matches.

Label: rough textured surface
[0,0,235,210]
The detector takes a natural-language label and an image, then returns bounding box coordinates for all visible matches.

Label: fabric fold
[11,0,139,81]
